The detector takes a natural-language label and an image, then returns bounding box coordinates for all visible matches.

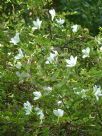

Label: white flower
[23,101,32,115]
[10,32,20,45]
[66,55,77,67]
[14,49,24,60]
[16,71,30,80]
[35,107,44,120]
[43,86,52,95]
[57,101,62,106]
[49,9,56,21]
[16,71,21,77]
[53,109,64,117]
[56,18,65,25]
[45,50,58,64]
[71,24,79,32]
[33,18,42,30]
[93,85,102,101]
[44,86,52,91]
[33,91,42,100]
[82,47,90,58]
[75,89,87,98]
[15,62,22,69]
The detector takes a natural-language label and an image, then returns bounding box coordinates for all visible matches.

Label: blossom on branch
[10,32,20,45]
[66,55,77,67]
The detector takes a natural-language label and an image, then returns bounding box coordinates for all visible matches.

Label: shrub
[0,0,102,135]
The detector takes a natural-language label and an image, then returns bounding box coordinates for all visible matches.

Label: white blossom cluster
[23,87,64,123]
[8,8,102,124]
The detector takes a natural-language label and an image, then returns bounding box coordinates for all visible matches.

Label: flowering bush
[0,0,102,136]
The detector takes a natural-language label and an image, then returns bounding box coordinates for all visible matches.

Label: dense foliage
[52,0,102,36]
[0,0,102,136]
